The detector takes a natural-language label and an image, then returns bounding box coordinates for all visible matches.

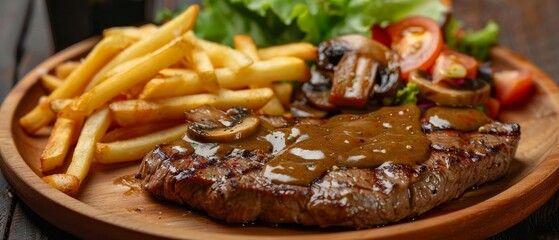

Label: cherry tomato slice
[371,25,391,47]
[431,48,478,85]
[493,69,533,106]
[386,16,443,79]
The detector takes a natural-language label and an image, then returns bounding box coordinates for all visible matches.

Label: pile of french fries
[20,5,316,196]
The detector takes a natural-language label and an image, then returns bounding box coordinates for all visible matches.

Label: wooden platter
[2,38,559,239]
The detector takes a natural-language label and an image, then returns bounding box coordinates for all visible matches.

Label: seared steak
[137,112,520,228]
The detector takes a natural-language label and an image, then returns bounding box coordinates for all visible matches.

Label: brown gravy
[184,105,489,186]
[424,107,491,132]
[263,105,430,185]
[184,105,431,185]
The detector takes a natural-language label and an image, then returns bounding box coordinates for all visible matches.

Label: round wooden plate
[1,38,559,239]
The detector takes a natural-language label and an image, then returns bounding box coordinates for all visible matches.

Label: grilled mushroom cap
[185,105,260,142]
[409,70,491,107]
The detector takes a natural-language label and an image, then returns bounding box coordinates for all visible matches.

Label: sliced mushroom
[316,35,403,108]
[184,105,233,128]
[188,116,260,143]
[374,63,402,105]
[185,105,260,142]
[302,68,336,110]
[409,70,491,107]
[329,51,379,108]
[289,91,330,118]
[318,35,392,71]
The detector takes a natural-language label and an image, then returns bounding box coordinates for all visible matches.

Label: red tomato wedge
[386,16,443,79]
[493,69,533,106]
[431,48,478,85]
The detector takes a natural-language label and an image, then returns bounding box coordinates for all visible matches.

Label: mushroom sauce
[182,105,491,185]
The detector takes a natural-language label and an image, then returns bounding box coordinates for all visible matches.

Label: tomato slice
[371,25,391,47]
[386,16,443,79]
[493,69,533,106]
[431,48,478,85]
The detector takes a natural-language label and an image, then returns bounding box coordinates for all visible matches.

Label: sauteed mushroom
[317,35,402,108]
[317,34,391,70]
[329,51,379,107]
[409,70,491,107]
[185,105,260,142]
[302,68,336,110]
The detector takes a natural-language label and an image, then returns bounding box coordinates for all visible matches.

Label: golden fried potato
[40,74,64,93]
[96,124,189,163]
[55,61,80,79]
[41,117,79,172]
[19,35,131,134]
[140,57,310,99]
[69,37,190,119]
[66,107,112,183]
[111,88,274,126]
[87,5,199,90]
[258,42,318,61]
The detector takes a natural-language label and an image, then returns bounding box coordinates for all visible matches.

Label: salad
[159,0,532,118]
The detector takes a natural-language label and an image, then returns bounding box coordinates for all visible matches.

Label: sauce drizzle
[264,105,431,185]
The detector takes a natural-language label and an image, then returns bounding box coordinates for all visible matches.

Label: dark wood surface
[0,0,558,239]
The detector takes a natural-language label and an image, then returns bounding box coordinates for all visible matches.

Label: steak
[136,108,520,228]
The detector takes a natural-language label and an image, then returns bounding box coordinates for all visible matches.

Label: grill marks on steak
[137,122,520,228]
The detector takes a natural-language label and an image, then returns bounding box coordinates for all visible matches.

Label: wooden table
[1,0,558,238]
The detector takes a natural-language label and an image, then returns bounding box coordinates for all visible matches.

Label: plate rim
[1,38,559,239]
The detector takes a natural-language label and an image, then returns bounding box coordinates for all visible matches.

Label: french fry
[96,124,189,163]
[233,34,284,115]
[50,99,74,113]
[138,23,158,34]
[111,88,274,126]
[258,42,318,61]
[104,26,142,40]
[101,121,182,142]
[96,56,148,84]
[258,97,285,115]
[126,82,145,99]
[40,74,63,93]
[41,117,79,172]
[66,107,112,185]
[87,5,199,90]
[19,35,131,134]
[233,34,260,61]
[196,38,253,73]
[69,37,189,119]
[140,57,310,99]
[184,32,219,93]
[139,75,202,99]
[102,24,158,45]
[43,174,80,196]
[273,82,294,106]
[55,61,80,79]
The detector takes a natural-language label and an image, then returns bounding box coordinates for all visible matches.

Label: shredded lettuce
[396,83,419,105]
[182,0,448,47]
[444,16,499,60]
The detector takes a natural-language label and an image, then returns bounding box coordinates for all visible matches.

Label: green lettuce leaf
[189,0,448,47]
